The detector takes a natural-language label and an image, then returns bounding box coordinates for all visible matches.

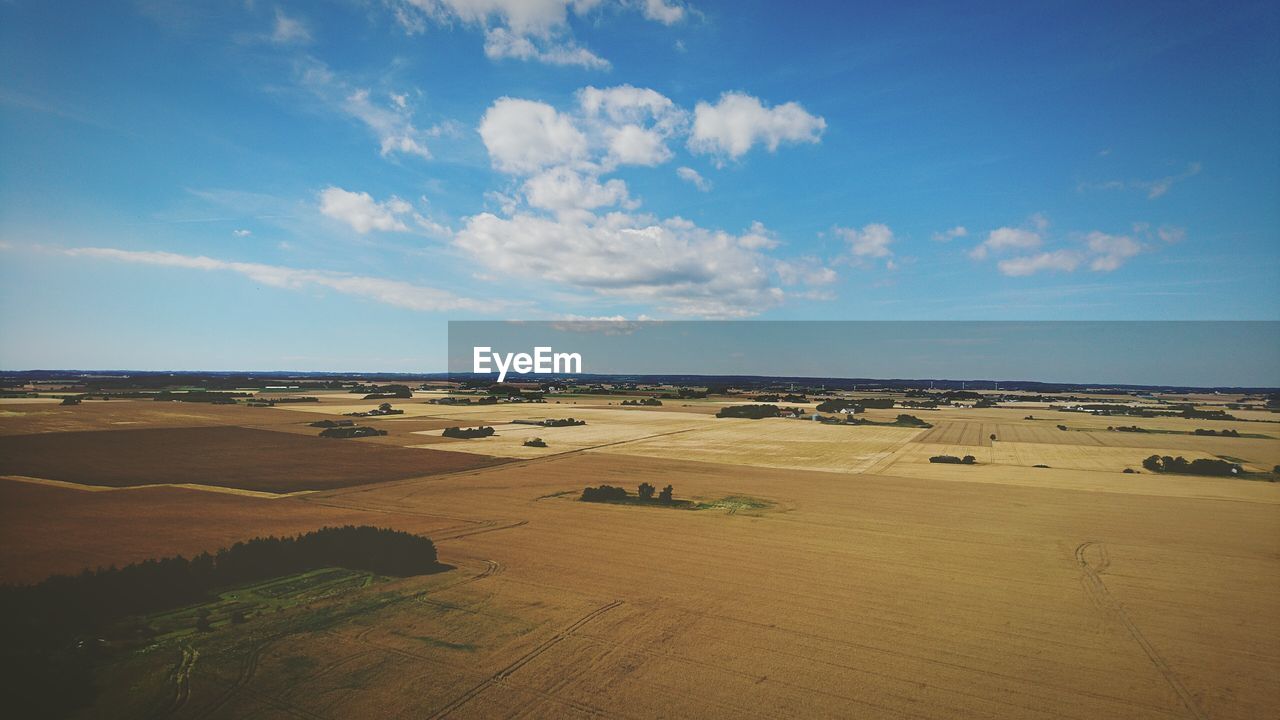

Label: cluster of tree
[893,414,931,427]
[660,388,708,399]
[580,483,674,504]
[973,399,996,408]
[816,399,862,413]
[442,426,496,439]
[751,394,808,403]
[716,404,779,419]
[581,485,628,502]
[1108,425,1149,433]
[351,384,413,399]
[523,437,547,448]
[344,402,405,417]
[319,426,387,438]
[309,419,355,428]
[0,526,438,717]
[1141,455,1242,476]
[1178,408,1237,421]
[254,396,320,404]
[899,400,940,409]
[1193,428,1241,437]
[60,396,82,406]
[152,391,249,404]
[621,398,663,406]
[930,455,977,464]
[428,396,498,405]
[543,417,586,427]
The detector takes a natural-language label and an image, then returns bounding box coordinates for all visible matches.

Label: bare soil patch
[0,426,509,493]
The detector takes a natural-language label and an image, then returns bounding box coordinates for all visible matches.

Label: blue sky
[1,0,1277,372]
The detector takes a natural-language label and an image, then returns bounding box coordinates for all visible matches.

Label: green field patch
[693,496,775,514]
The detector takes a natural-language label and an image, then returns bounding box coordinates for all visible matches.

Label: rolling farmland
[1,389,1277,719]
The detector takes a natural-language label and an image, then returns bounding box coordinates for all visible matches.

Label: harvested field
[4,396,1278,719]
[597,416,924,473]
[0,481,466,584]
[0,426,509,492]
[414,408,712,458]
[70,451,1273,720]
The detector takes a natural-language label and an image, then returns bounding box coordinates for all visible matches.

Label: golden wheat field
[2,392,1278,719]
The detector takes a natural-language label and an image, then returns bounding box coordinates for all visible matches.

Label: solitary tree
[658,484,674,503]
[638,482,655,500]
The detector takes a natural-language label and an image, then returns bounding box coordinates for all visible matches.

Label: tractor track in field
[1075,541,1207,720]
[155,644,198,717]
[426,600,624,719]
[190,635,271,720]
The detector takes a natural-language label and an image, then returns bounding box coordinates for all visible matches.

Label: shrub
[319,426,387,438]
[523,437,547,448]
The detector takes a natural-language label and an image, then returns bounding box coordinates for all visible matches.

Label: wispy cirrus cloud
[1078,162,1202,199]
[61,247,496,312]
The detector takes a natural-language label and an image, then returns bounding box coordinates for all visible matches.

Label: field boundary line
[1074,541,1207,720]
[0,474,314,499]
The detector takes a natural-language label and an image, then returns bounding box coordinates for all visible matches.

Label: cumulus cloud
[676,166,711,191]
[522,166,633,214]
[931,225,967,242]
[483,28,609,69]
[318,187,414,233]
[641,0,685,24]
[453,211,831,317]
[969,224,1043,260]
[688,92,825,162]
[1085,231,1143,272]
[979,223,1149,277]
[385,0,686,68]
[478,98,589,174]
[997,250,1082,277]
[836,223,894,261]
[62,247,492,312]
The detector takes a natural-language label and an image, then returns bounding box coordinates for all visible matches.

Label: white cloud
[478,98,589,174]
[931,225,967,242]
[836,223,894,260]
[579,85,682,127]
[385,1,685,68]
[296,60,448,161]
[1085,231,1143,272]
[641,0,685,24]
[232,229,252,237]
[522,166,633,213]
[483,28,609,69]
[688,92,825,162]
[453,211,830,317]
[62,247,492,312]
[606,124,671,166]
[676,166,711,191]
[318,187,413,233]
[1078,162,1202,200]
[997,250,1082,277]
[1157,225,1186,243]
[970,225,1042,260]
[271,8,311,44]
